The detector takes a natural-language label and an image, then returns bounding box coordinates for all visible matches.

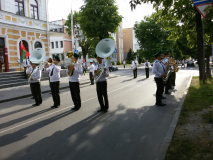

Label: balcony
[49,23,65,37]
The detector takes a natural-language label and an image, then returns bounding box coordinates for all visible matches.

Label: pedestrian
[131,57,138,78]
[26,62,42,107]
[87,61,95,85]
[45,55,61,108]
[68,53,83,111]
[0,56,4,73]
[144,58,151,78]
[123,60,126,69]
[82,59,87,76]
[181,59,185,67]
[95,54,109,112]
[152,51,167,106]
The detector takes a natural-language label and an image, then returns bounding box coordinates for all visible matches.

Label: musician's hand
[94,70,97,74]
[161,74,166,78]
[45,63,49,68]
[31,78,33,81]
[27,66,29,68]
[104,68,107,72]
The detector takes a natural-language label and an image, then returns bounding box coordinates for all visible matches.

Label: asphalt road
[0,67,198,160]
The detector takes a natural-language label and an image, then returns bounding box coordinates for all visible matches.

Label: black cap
[74,53,79,58]
[154,51,163,57]
[54,55,60,62]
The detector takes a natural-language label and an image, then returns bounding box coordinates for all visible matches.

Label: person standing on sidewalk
[152,51,167,106]
[87,61,95,85]
[144,58,151,78]
[123,60,126,69]
[181,59,185,67]
[45,56,61,108]
[0,56,4,73]
[82,59,87,76]
[131,57,138,78]
[26,62,42,107]
[95,54,109,112]
[68,53,83,111]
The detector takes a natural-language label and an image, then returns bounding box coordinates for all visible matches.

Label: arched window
[15,0,24,16]
[30,0,38,19]
[19,40,29,62]
[34,42,42,48]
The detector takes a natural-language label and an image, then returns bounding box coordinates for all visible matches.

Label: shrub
[117,60,121,65]
[111,61,115,65]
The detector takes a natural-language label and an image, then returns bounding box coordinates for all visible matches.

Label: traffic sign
[194,0,213,18]
[74,50,78,54]
[114,48,117,53]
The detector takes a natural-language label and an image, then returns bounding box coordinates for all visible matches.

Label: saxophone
[163,58,176,83]
[67,51,75,76]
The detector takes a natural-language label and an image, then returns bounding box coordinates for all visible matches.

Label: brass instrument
[163,58,176,83]
[174,62,179,72]
[94,38,115,83]
[67,51,75,76]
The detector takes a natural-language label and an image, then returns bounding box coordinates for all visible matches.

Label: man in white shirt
[68,53,83,111]
[23,56,30,78]
[82,60,87,76]
[144,58,151,78]
[131,57,139,78]
[26,62,42,106]
[87,61,95,85]
[45,56,61,108]
[95,54,109,112]
[152,51,167,106]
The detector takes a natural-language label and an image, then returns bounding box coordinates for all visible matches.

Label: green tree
[64,11,79,36]
[126,48,133,62]
[129,0,205,81]
[79,0,122,40]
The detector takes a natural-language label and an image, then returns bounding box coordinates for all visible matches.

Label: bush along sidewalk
[166,77,213,160]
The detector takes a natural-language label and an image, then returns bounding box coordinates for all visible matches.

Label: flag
[20,41,30,60]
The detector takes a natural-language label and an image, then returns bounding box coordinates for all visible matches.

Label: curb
[0,76,119,104]
[155,76,193,160]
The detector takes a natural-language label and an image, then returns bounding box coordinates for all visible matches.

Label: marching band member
[152,51,167,106]
[47,58,53,94]
[82,59,87,76]
[26,62,42,106]
[87,61,95,85]
[95,54,109,112]
[144,58,151,78]
[26,62,34,99]
[162,51,171,94]
[23,56,30,78]
[131,57,138,78]
[45,56,61,108]
[68,53,83,111]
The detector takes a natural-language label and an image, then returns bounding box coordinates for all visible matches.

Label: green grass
[178,77,213,125]
[165,77,213,160]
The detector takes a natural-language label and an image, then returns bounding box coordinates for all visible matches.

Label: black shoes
[165,92,171,95]
[155,103,166,106]
[71,107,80,111]
[32,103,40,107]
[97,108,108,112]
[162,96,166,99]
[51,105,60,108]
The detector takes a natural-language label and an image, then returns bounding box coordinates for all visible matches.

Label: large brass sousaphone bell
[28,48,46,83]
[94,38,116,83]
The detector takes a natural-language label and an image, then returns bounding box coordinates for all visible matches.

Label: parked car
[187,61,195,67]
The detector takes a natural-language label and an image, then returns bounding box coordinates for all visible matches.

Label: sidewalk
[0,73,118,103]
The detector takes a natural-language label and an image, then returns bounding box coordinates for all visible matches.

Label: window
[34,42,42,48]
[15,0,25,16]
[60,41,63,48]
[56,41,58,48]
[51,42,54,49]
[30,0,38,19]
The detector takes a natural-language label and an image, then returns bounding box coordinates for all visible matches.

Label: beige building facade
[0,0,50,71]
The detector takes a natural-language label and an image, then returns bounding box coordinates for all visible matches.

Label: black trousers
[165,75,172,93]
[50,81,60,106]
[133,68,137,78]
[96,81,109,110]
[24,67,27,78]
[155,77,164,104]
[89,72,94,84]
[83,68,86,75]
[69,82,81,109]
[171,72,176,86]
[145,68,149,78]
[30,82,42,105]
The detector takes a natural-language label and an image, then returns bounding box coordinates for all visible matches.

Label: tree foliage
[79,0,122,40]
